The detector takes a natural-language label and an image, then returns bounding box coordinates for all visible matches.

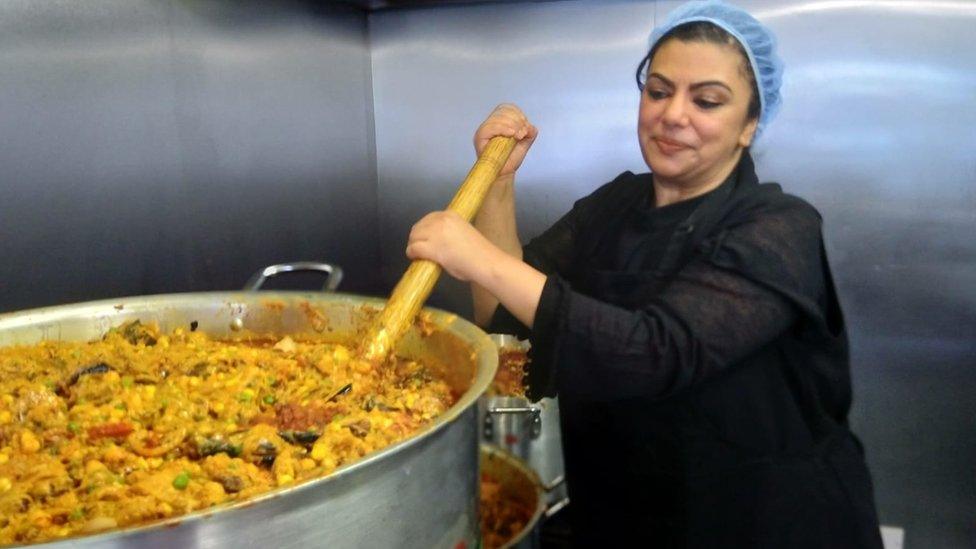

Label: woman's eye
[695,98,722,109]
[646,89,668,100]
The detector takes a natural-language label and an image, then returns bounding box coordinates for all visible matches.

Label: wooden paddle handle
[361,135,518,363]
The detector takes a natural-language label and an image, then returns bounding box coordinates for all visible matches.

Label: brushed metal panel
[0,0,380,311]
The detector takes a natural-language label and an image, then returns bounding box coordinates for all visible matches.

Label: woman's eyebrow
[649,72,733,94]
[690,80,733,93]
[648,72,674,87]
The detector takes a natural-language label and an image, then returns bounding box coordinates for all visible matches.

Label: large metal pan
[0,290,497,549]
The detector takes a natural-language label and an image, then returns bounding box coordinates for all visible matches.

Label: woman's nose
[661,94,688,126]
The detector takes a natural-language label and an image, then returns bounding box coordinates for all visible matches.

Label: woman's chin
[646,157,690,180]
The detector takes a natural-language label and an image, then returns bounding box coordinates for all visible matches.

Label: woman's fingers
[407,212,440,244]
[405,240,430,261]
[477,105,531,139]
[407,211,457,245]
[405,211,477,280]
[476,119,530,144]
[474,104,536,178]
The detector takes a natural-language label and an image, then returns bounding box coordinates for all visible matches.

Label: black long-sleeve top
[488,152,882,548]
[491,153,837,410]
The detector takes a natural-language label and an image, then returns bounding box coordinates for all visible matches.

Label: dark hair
[636,21,761,121]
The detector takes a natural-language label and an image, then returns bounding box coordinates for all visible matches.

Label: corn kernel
[0,410,11,424]
[1,394,13,405]
[0,477,11,492]
[109,408,125,421]
[143,385,156,398]
[20,430,41,453]
[103,444,127,463]
[0,454,8,465]
[276,474,294,485]
[158,502,173,515]
[300,459,316,471]
[211,402,225,413]
[85,460,106,474]
[188,377,201,387]
[333,345,350,363]
[310,442,328,461]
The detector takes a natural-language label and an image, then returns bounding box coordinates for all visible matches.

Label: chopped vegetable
[172,472,190,490]
[87,422,134,440]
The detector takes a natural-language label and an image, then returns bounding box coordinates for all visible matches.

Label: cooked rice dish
[0,321,454,545]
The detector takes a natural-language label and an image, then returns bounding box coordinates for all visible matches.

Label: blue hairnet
[647,0,784,136]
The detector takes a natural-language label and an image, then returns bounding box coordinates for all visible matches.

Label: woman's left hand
[406,210,498,282]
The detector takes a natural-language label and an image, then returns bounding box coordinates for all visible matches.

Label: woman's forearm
[472,175,523,326]
[474,247,546,330]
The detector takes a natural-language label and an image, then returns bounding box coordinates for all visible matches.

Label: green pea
[172,471,190,490]
[263,394,276,405]
[67,422,80,433]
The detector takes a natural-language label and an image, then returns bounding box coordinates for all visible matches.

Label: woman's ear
[738,117,759,148]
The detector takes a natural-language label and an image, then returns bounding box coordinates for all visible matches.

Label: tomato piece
[87,422,134,439]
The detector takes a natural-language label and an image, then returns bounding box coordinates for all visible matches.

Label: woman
[407,1,883,547]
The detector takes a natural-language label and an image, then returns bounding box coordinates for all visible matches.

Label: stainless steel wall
[370,1,976,546]
[0,0,379,310]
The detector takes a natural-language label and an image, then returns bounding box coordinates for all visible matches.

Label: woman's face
[638,39,759,187]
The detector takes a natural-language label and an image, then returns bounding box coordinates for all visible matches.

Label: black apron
[557,176,883,548]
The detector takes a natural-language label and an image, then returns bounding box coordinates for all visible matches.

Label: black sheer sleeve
[484,207,579,340]
[485,172,640,338]
[529,198,827,401]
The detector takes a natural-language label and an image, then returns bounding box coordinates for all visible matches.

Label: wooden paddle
[360,135,517,363]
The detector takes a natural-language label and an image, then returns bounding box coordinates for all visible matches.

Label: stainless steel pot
[479,445,545,549]
[0,290,497,549]
[481,336,569,518]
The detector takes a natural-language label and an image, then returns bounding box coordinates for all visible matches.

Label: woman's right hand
[474,104,538,179]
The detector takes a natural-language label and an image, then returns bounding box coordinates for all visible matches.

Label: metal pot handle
[543,475,569,519]
[483,405,542,439]
[544,495,570,519]
[243,262,344,292]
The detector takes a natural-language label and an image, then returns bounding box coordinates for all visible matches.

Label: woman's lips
[654,137,689,155]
